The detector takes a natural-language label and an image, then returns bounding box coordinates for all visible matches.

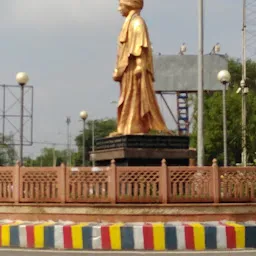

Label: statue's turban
[120,0,144,10]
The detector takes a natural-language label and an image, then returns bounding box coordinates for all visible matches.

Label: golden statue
[112,0,169,135]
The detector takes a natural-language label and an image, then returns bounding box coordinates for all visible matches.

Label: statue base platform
[91,135,196,166]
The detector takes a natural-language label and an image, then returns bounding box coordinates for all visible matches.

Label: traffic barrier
[0,221,255,250]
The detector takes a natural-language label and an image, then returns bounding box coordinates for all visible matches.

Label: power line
[1,140,77,147]
[32,141,77,147]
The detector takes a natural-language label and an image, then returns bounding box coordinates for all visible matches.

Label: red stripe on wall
[26,225,35,248]
[143,224,154,250]
[63,225,72,249]
[225,225,236,249]
[184,224,195,250]
[101,225,111,250]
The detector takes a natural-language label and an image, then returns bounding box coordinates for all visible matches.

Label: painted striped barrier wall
[0,221,255,250]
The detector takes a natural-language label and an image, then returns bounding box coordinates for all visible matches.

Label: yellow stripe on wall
[1,224,11,247]
[110,223,123,250]
[34,222,54,249]
[225,222,245,249]
[152,223,165,250]
[71,223,88,249]
[190,223,205,250]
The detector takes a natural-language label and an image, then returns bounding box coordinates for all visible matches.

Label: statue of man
[112,0,169,135]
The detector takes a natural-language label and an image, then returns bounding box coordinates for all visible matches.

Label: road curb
[0,221,255,250]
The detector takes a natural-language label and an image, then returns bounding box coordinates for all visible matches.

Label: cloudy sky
[0,0,243,157]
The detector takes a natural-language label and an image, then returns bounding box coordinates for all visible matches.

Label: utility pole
[52,143,56,167]
[69,135,72,166]
[66,117,71,166]
[242,0,247,166]
[197,0,204,166]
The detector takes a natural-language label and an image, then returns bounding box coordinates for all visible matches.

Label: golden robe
[115,10,168,135]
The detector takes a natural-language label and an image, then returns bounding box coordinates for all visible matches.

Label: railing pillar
[189,158,196,166]
[13,161,20,204]
[160,159,168,204]
[109,159,117,204]
[59,163,66,204]
[212,158,220,203]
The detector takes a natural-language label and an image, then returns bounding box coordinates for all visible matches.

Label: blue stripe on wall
[204,226,217,250]
[44,226,54,249]
[121,226,134,250]
[165,225,177,250]
[245,225,256,248]
[10,226,19,247]
[82,226,92,249]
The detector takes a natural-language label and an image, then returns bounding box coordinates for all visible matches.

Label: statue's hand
[134,65,143,78]
[113,69,121,82]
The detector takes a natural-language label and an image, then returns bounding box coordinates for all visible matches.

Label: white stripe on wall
[54,225,64,249]
[133,225,144,250]
[19,225,27,248]
[216,225,227,249]
[176,225,186,250]
[92,226,102,250]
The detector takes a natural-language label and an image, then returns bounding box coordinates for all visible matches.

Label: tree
[190,58,256,165]
[74,118,116,166]
[25,148,68,167]
[0,134,17,166]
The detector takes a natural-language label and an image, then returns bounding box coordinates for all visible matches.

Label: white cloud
[8,0,117,26]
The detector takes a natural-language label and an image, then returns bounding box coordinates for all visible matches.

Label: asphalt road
[0,249,256,256]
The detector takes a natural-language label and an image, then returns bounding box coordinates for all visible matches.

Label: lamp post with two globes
[80,111,88,166]
[16,72,29,166]
[217,70,231,167]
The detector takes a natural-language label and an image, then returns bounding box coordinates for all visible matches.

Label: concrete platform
[92,135,195,166]
[0,203,256,222]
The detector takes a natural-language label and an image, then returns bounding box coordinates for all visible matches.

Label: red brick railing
[19,167,64,203]
[0,159,255,204]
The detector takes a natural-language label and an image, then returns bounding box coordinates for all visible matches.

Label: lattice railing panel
[0,167,14,202]
[168,167,213,202]
[66,167,110,203]
[116,167,161,203]
[220,167,256,202]
[20,167,61,202]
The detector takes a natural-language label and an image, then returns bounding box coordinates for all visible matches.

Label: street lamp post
[242,0,247,166]
[217,70,231,167]
[80,110,88,166]
[16,72,29,166]
[197,0,204,166]
[240,80,248,166]
[91,120,95,167]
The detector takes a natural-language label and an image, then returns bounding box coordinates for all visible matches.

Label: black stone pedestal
[91,135,196,166]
